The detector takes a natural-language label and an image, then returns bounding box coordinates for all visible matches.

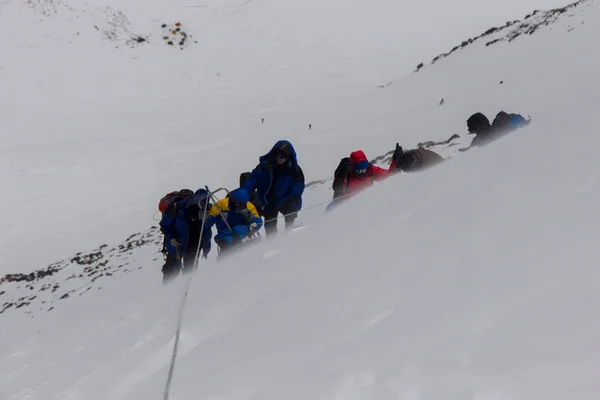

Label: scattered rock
[430,0,587,65]
[71,251,103,265]
[1,303,14,314]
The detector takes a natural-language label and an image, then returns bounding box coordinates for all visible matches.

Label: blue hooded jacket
[242,140,305,211]
[160,193,212,257]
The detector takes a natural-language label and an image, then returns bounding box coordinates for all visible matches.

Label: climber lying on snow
[392,144,445,173]
[466,111,531,148]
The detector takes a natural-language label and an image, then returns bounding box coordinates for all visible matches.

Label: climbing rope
[160,186,348,399]
[260,190,358,225]
[162,272,192,400]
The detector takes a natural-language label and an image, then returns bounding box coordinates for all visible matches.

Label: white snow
[0,0,571,272]
[2,0,600,399]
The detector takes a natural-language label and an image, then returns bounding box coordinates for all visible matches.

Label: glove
[170,238,181,247]
[392,143,403,163]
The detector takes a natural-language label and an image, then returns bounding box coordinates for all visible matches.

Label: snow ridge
[415,0,590,69]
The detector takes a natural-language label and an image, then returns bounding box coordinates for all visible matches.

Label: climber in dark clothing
[392,145,445,172]
[242,140,305,236]
[159,189,212,282]
[467,111,531,147]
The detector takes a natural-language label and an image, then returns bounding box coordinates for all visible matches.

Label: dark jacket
[160,197,212,257]
[468,111,530,147]
[242,140,305,211]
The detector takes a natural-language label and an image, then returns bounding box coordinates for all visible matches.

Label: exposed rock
[430,0,586,65]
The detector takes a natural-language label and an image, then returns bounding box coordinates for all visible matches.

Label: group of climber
[329,110,530,207]
[159,140,304,282]
[158,110,530,281]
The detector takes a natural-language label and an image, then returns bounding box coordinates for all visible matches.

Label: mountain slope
[2,0,600,399]
[0,0,573,273]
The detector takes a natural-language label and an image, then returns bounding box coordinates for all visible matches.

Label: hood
[349,150,368,164]
[466,112,491,134]
[259,140,299,168]
[229,188,250,204]
[187,188,209,208]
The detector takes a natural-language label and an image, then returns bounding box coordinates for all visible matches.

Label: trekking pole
[207,190,235,233]
[206,190,238,253]
[192,186,211,270]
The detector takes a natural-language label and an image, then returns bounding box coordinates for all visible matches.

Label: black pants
[262,206,297,236]
[161,239,200,282]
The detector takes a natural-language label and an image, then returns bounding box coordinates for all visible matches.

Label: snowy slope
[3,0,600,399]
[0,0,570,273]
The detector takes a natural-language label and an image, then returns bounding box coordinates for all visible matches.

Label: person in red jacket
[329,149,399,208]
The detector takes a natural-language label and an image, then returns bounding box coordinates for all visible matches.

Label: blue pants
[215,225,250,245]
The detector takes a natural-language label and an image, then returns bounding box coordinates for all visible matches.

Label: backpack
[332,157,351,199]
[492,111,529,131]
[158,189,194,218]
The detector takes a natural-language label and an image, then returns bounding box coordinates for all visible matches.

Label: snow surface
[3,0,600,399]
[0,0,570,272]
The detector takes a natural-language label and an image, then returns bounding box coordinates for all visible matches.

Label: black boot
[284,214,297,231]
[182,259,196,275]
[162,254,181,284]
[282,206,298,231]
[182,243,198,275]
[262,207,279,237]
[217,240,232,260]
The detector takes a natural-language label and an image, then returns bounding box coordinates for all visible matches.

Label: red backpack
[158,189,194,217]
